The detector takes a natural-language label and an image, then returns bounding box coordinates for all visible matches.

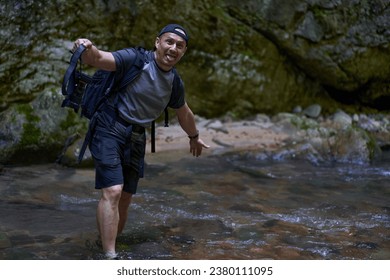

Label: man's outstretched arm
[73,38,116,71]
[175,103,210,157]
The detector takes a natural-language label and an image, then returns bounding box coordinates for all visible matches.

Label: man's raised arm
[73,38,116,71]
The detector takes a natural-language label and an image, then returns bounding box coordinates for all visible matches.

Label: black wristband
[188,130,199,139]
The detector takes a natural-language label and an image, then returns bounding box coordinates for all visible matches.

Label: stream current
[0,150,389,260]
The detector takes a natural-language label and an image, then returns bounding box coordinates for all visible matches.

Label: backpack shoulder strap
[116,47,148,91]
[107,47,147,116]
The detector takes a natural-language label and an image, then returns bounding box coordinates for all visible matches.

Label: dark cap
[158,24,189,45]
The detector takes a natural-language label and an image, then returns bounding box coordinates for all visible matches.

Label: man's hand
[70,38,116,71]
[72,38,93,53]
[189,138,210,157]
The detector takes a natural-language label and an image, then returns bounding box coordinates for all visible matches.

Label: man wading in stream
[72,24,209,259]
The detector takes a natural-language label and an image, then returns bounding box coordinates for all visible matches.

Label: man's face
[154,32,187,71]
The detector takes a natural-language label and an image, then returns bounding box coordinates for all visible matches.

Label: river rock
[0,232,11,249]
[332,110,353,127]
[205,120,229,134]
[56,135,94,167]
[357,114,383,132]
[302,104,322,118]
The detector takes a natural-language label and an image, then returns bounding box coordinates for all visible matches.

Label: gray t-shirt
[112,48,185,127]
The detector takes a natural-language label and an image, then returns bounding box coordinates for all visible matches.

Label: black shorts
[89,112,146,194]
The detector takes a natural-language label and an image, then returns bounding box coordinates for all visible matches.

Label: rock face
[226,0,390,103]
[0,0,389,164]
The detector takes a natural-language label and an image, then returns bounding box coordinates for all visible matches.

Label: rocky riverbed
[58,105,390,167]
[1,139,389,260]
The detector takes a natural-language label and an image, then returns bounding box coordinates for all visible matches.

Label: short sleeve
[168,72,186,109]
[112,48,137,79]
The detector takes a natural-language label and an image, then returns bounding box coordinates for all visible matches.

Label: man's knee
[101,184,123,203]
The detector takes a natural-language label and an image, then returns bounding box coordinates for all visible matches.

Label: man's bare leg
[117,191,133,235]
[96,184,123,257]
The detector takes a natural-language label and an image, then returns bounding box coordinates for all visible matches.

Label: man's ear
[155,37,160,49]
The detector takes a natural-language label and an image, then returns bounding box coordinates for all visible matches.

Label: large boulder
[0,0,389,164]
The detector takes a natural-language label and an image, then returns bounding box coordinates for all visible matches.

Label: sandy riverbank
[145,116,288,159]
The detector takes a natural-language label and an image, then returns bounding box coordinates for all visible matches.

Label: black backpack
[61,45,174,162]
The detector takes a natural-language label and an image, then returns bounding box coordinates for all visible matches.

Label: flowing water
[0,150,389,260]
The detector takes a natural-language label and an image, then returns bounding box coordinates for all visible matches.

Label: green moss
[312,7,327,20]
[342,125,381,162]
[362,129,381,161]
[16,104,39,122]
[60,111,85,131]
[20,123,41,147]
[16,104,42,147]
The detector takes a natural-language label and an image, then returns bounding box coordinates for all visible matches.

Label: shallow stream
[0,150,389,260]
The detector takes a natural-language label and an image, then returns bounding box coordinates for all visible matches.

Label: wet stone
[371,248,390,259]
[263,219,279,228]
[233,227,262,241]
[126,242,172,260]
[119,225,165,245]
[236,166,275,179]
[169,219,233,240]
[169,234,195,245]
[34,235,56,244]
[4,248,38,260]
[229,204,263,213]
[9,234,35,246]
[355,242,379,250]
[0,232,11,249]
